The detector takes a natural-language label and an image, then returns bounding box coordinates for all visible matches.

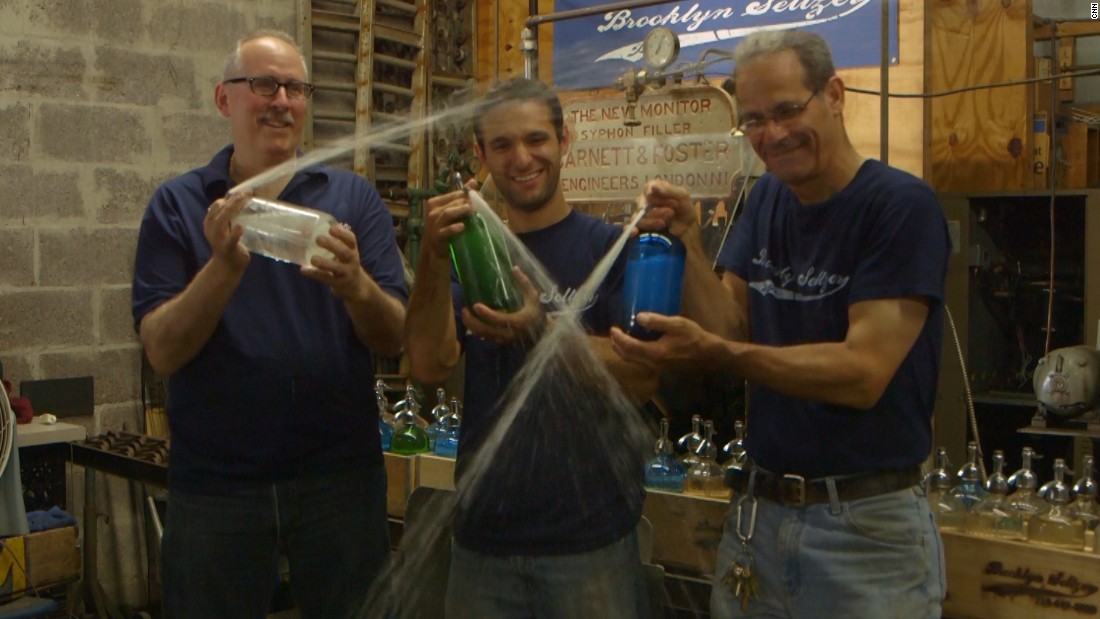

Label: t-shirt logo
[541,286,597,316]
[749,249,850,302]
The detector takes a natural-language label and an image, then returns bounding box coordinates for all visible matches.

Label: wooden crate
[0,525,79,599]
[383,452,418,518]
[641,490,728,577]
[416,453,456,491]
[942,529,1100,619]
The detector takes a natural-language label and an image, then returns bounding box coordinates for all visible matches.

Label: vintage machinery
[1033,345,1100,429]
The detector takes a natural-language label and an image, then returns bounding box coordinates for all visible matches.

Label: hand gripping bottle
[447,174,522,312]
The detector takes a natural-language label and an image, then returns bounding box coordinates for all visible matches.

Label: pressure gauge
[642,27,680,69]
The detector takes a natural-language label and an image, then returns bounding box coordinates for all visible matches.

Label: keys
[726,485,760,610]
[723,550,758,611]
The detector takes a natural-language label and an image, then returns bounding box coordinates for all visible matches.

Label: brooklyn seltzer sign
[560,84,739,202]
[552,0,899,89]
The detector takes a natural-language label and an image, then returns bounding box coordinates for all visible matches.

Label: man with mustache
[131,30,406,618]
[611,30,950,618]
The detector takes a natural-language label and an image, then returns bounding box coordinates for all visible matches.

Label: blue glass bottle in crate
[645,418,685,492]
[433,397,462,458]
[935,441,987,529]
[434,416,461,458]
[375,379,394,452]
[426,388,451,451]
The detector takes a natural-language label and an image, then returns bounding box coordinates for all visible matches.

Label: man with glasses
[612,30,949,618]
[132,29,405,618]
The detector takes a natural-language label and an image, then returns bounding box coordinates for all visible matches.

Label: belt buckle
[782,473,806,506]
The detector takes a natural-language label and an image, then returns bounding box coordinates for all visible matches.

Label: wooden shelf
[972,393,1038,408]
[1018,424,1100,439]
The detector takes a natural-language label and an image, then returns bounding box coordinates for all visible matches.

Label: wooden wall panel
[842,65,925,179]
[930,0,1032,192]
[838,0,926,179]
[475,0,553,83]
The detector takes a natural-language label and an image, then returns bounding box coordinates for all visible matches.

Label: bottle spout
[453,172,469,195]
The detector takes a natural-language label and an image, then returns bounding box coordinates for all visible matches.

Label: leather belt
[724,464,922,507]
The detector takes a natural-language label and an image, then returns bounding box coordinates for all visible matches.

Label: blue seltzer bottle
[620,230,686,340]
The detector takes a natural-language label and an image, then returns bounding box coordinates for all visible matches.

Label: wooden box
[383,452,418,518]
[942,529,1100,619]
[641,490,728,577]
[0,525,80,599]
[416,453,456,491]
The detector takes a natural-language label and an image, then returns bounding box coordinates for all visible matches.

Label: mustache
[763,135,803,156]
[259,111,294,126]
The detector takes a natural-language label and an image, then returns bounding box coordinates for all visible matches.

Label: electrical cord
[945,304,987,481]
[676,65,1100,104]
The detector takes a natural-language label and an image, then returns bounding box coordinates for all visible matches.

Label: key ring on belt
[725,467,760,608]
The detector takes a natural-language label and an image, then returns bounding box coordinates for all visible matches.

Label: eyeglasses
[223,76,314,100]
[737,90,819,135]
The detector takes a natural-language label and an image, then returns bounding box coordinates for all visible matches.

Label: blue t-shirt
[131,146,408,494]
[452,209,645,556]
[718,159,950,478]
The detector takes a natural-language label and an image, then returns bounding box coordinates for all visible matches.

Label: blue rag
[25,507,76,533]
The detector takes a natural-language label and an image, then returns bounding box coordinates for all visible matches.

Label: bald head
[223,29,309,82]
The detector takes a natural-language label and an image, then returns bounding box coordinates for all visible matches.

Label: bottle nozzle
[453,172,469,195]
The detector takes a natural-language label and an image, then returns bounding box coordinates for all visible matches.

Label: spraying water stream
[225,62,721,615]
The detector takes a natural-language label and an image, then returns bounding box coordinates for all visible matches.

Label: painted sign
[560,84,743,202]
[941,529,1100,619]
[980,560,1099,615]
[551,0,899,89]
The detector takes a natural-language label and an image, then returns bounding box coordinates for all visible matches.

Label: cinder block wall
[0,0,297,608]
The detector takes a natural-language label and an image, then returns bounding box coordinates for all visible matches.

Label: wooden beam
[1035,20,1100,40]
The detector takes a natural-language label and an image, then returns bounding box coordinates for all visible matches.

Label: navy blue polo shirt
[132,146,407,493]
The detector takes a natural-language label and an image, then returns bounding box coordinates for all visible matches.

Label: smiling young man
[404,78,656,619]
[610,31,950,618]
[132,30,406,619]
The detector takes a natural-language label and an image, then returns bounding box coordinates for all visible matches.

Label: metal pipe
[526,0,539,78]
[525,0,676,28]
[879,0,888,164]
[523,27,538,79]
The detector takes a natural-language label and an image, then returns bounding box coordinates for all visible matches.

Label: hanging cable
[945,304,987,481]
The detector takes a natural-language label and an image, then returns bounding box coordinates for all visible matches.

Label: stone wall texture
[0,0,298,607]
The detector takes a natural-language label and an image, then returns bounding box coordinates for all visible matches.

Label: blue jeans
[161,464,392,619]
[710,484,945,619]
[445,530,652,619]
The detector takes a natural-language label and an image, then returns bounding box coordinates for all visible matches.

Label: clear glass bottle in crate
[1069,454,1098,532]
[966,450,1025,540]
[1008,447,1047,520]
[925,447,961,529]
[685,420,729,499]
[945,441,988,517]
[1027,458,1086,550]
[721,419,747,474]
[677,414,703,469]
